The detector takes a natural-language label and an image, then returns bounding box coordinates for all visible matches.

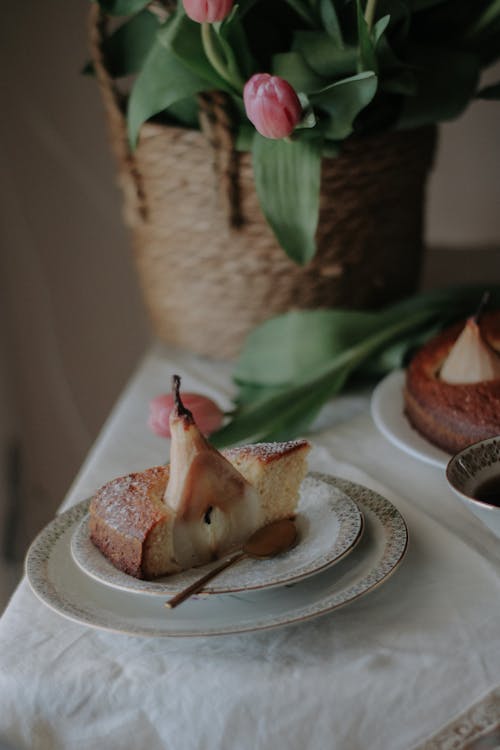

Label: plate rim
[25,474,409,638]
[69,475,364,596]
[371,370,450,469]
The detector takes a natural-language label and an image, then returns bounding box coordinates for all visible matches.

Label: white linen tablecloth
[1,344,499,750]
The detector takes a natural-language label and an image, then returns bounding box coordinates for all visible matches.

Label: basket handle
[88,4,243,228]
[198,91,243,228]
[88,4,148,223]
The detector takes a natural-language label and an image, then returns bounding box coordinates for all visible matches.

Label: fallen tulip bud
[243,73,302,139]
[149,392,224,438]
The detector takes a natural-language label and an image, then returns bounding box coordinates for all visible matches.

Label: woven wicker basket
[89,7,437,360]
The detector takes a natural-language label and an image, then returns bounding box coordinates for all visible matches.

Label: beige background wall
[428,62,500,249]
[0,1,499,572]
[0,1,149,561]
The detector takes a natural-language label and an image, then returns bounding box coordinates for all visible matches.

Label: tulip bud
[149,392,224,438]
[183,0,234,23]
[243,73,302,139]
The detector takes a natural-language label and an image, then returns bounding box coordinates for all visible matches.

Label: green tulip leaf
[85,9,159,77]
[127,38,207,147]
[235,123,254,151]
[164,96,200,128]
[234,309,380,386]
[252,134,322,266]
[234,288,471,389]
[235,375,348,444]
[161,13,231,91]
[207,25,245,90]
[310,71,378,140]
[211,286,500,447]
[460,1,500,65]
[212,306,438,447]
[272,51,326,93]
[372,14,391,44]
[467,0,500,37]
[292,31,358,79]
[128,8,241,146]
[318,0,343,46]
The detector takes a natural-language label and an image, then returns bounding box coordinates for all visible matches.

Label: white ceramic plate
[70,474,364,595]
[371,370,450,469]
[25,474,408,637]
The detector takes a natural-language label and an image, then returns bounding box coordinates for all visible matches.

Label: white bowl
[446,436,500,537]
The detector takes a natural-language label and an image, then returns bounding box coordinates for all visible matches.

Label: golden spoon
[165,518,298,609]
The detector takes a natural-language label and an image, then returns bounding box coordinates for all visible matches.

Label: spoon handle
[165,550,247,609]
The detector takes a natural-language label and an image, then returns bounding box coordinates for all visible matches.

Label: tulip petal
[183,0,233,23]
[243,73,302,139]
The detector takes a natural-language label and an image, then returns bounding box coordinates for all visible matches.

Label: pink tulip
[148,392,224,438]
[243,73,302,139]
[183,0,234,23]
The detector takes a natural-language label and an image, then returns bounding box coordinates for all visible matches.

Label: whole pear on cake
[440,316,500,384]
[164,375,262,570]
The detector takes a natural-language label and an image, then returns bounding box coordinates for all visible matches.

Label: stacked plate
[371,370,450,468]
[25,473,408,637]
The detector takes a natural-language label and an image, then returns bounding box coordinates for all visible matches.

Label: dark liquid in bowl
[474,476,500,506]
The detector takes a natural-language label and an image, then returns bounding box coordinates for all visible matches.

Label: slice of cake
[89,376,310,579]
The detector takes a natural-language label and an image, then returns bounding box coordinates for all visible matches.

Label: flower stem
[364,0,378,30]
[201,22,244,93]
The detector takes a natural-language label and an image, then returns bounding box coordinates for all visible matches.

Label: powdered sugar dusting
[223,439,310,463]
[90,441,310,541]
[92,466,169,537]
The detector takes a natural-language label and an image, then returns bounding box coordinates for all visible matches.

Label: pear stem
[473,291,490,324]
[172,374,194,423]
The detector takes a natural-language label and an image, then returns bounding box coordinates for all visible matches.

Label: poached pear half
[164,375,261,569]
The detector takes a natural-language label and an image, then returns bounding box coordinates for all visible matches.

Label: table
[1,343,499,750]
